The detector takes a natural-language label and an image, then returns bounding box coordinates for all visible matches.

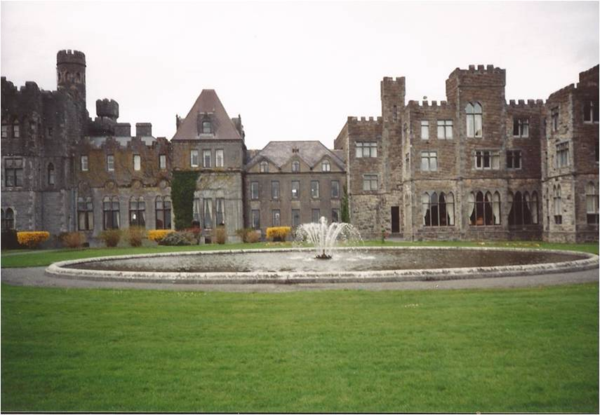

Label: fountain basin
[45,247,598,284]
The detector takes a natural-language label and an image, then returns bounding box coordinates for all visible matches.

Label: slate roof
[247,141,345,170]
[172,89,242,141]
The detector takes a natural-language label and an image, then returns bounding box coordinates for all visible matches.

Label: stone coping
[45,247,599,285]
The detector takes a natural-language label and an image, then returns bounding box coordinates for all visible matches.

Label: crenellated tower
[57,49,86,103]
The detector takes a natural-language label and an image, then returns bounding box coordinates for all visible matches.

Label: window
[356,142,377,158]
[584,101,599,123]
[103,196,120,230]
[159,154,167,170]
[551,108,559,132]
[586,182,599,224]
[331,180,340,198]
[47,127,53,139]
[47,163,55,186]
[291,180,300,199]
[260,161,269,173]
[421,121,429,140]
[215,150,224,168]
[332,208,341,223]
[422,192,455,226]
[553,185,562,224]
[191,150,199,167]
[133,155,141,171]
[556,142,569,168]
[203,150,211,168]
[272,209,281,227]
[81,156,89,172]
[203,198,213,229]
[420,151,438,172]
[292,160,300,172]
[251,181,259,200]
[1,124,8,138]
[107,155,115,172]
[129,196,146,227]
[469,191,501,226]
[506,150,522,169]
[270,181,280,200]
[155,196,172,229]
[251,210,260,230]
[312,209,321,223]
[12,122,20,138]
[2,208,15,230]
[508,191,537,226]
[311,181,320,199]
[4,158,23,187]
[475,150,500,170]
[322,160,331,172]
[292,209,301,227]
[437,120,453,139]
[77,197,93,231]
[216,198,225,226]
[202,120,212,134]
[513,118,530,138]
[363,174,378,191]
[466,102,483,137]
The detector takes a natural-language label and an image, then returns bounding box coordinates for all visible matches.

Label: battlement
[447,64,506,87]
[348,116,382,126]
[96,99,119,119]
[548,83,576,100]
[382,76,406,85]
[579,64,599,85]
[407,100,450,110]
[135,123,153,137]
[461,64,505,75]
[57,50,86,66]
[507,99,544,108]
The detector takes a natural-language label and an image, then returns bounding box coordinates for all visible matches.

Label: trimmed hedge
[171,171,199,230]
[16,231,50,249]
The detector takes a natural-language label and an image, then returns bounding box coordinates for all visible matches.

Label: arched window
[492,192,501,225]
[531,192,539,224]
[75,72,81,83]
[470,190,499,226]
[66,72,72,82]
[260,161,269,173]
[586,182,599,224]
[129,196,146,227]
[508,191,533,226]
[47,163,55,186]
[553,185,562,225]
[155,196,172,229]
[3,208,15,230]
[292,160,300,172]
[77,197,93,231]
[466,102,483,138]
[322,160,331,172]
[423,191,455,227]
[103,196,120,230]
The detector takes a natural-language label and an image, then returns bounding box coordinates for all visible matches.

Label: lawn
[1,239,597,268]
[2,283,598,413]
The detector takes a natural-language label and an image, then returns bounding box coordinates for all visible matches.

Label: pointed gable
[247,141,345,171]
[172,89,242,141]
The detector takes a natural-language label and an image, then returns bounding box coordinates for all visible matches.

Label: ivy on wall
[171,171,199,230]
[341,184,350,223]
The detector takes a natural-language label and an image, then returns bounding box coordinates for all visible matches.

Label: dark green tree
[341,184,350,223]
[171,171,199,230]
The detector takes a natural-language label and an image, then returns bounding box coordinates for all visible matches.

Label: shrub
[246,231,261,243]
[60,232,87,249]
[159,230,196,246]
[266,227,291,242]
[16,231,50,249]
[184,227,202,244]
[99,229,122,248]
[148,229,174,243]
[126,227,146,247]
[213,226,227,245]
[236,228,261,243]
[1,230,22,250]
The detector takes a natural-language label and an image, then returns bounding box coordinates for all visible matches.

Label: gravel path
[1,266,598,292]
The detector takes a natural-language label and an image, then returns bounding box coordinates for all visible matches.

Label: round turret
[96,99,119,121]
[57,49,86,101]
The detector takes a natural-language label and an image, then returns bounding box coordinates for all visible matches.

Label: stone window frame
[203,198,213,229]
[1,207,16,231]
[272,209,281,227]
[81,155,89,172]
[291,180,300,199]
[107,155,115,172]
[331,180,340,199]
[215,149,224,168]
[292,209,301,227]
[102,196,120,230]
[512,117,530,138]
[355,142,377,158]
[310,180,320,199]
[250,181,259,200]
[215,198,225,226]
[420,151,438,172]
[422,191,455,227]
[291,160,300,172]
[4,157,24,188]
[155,196,172,230]
[420,120,429,140]
[555,142,570,168]
[202,120,213,135]
[468,191,501,226]
[260,161,269,173]
[271,180,280,200]
[586,182,599,225]
[77,197,94,231]
[1,123,8,139]
[474,150,500,170]
[331,208,341,223]
[437,120,453,139]
[133,155,141,172]
[190,150,199,168]
[159,154,167,170]
[583,100,599,123]
[47,163,55,186]
[322,160,331,172]
[466,102,483,138]
[129,196,146,228]
[311,209,321,223]
[508,190,539,226]
[251,209,260,230]
[362,174,378,192]
[551,107,559,132]
[12,120,20,139]
[203,150,212,168]
[506,150,522,170]
[553,185,562,225]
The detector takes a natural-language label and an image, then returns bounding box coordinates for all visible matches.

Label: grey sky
[2,1,598,149]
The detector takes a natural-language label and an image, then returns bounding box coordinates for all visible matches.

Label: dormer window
[260,161,269,173]
[292,160,300,172]
[322,160,331,172]
[202,120,212,134]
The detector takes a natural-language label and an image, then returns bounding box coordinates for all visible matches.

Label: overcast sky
[2,1,598,149]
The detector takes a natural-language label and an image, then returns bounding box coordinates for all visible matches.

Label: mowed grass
[2,283,598,413]
[1,240,597,268]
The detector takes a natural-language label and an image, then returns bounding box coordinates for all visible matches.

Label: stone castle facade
[1,50,598,244]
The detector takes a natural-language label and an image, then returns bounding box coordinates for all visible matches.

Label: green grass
[1,240,597,268]
[2,283,598,412]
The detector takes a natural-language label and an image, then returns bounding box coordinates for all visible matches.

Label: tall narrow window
[272,209,281,227]
[551,108,559,132]
[78,197,94,231]
[251,182,259,200]
[47,163,55,186]
[531,192,539,224]
[584,101,599,123]
[421,151,438,171]
[4,158,24,187]
[155,196,172,229]
[466,103,483,137]
[1,123,8,138]
[421,121,429,140]
[331,180,340,198]
[586,182,599,224]
[469,191,500,226]
[103,196,120,230]
[291,180,300,199]
[216,198,225,226]
[506,150,522,169]
[3,208,15,230]
[553,185,562,224]
[215,150,224,167]
[251,210,260,230]
[107,155,115,172]
[556,142,569,168]
[508,191,533,226]
[331,208,341,223]
[190,150,199,167]
[202,120,212,134]
[437,120,453,139]
[260,161,269,173]
[311,181,320,199]
[203,150,211,168]
[322,160,331,172]
[12,121,20,138]
[81,156,89,172]
[292,209,301,227]
[129,196,146,227]
[292,160,300,172]
[133,155,141,171]
[423,192,455,227]
[312,209,321,223]
[513,118,530,137]
[271,181,280,200]
[203,198,213,229]
[159,154,167,170]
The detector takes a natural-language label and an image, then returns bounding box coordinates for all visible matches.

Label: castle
[1,50,598,244]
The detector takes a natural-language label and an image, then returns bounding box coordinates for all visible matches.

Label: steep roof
[172,89,242,140]
[247,141,345,170]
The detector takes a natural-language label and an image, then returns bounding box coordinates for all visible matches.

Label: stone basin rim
[44,247,599,284]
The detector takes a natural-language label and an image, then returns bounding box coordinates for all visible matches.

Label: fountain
[294,217,362,259]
